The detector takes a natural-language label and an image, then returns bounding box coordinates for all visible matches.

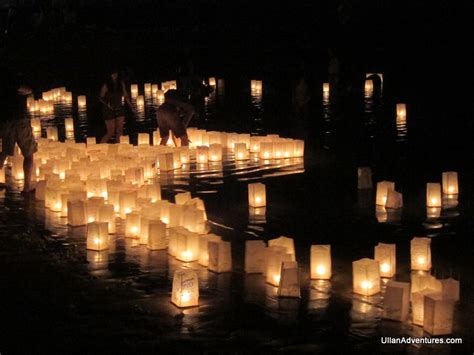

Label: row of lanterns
[27,87,87,114]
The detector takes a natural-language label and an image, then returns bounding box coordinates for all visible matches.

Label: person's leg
[100,119,116,143]
[178,134,189,147]
[115,116,125,143]
[22,154,34,192]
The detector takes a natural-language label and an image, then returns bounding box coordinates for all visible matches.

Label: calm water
[2,78,473,353]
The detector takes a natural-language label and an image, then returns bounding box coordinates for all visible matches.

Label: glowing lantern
[268,236,295,261]
[168,204,186,227]
[175,192,191,205]
[139,217,150,245]
[396,103,406,119]
[277,261,300,298]
[30,118,41,135]
[125,211,141,238]
[151,84,159,95]
[244,240,266,274]
[411,237,431,271]
[119,190,137,219]
[77,95,87,108]
[234,143,249,160]
[426,183,442,207]
[273,142,285,159]
[209,77,216,86]
[120,136,130,144]
[196,146,209,164]
[410,272,441,299]
[86,222,109,251]
[249,137,261,153]
[0,168,5,184]
[352,258,381,296]
[374,243,396,278]
[412,289,435,326]
[209,143,223,162]
[310,245,331,280]
[147,219,167,250]
[125,167,144,186]
[46,127,58,141]
[130,84,138,98]
[158,153,176,172]
[423,293,455,335]
[259,142,273,160]
[85,197,105,223]
[171,270,199,308]
[67,200,87,226]
[294,140,304,157]
[198,234,222,267]
[266,247,292,286]
[442,171,458,195]
[144,83,152,95]
[248,182,266,208]
[440,278,460,302]
[176,230,200,262]
[364,80,373,95]
[136,95,144,108]
[86,137,96,146]
[382,281,410,322]
[357,167,372,189]
[376,181,395,206]
[137,133,150,145]
[179,147,190,164]
[385,189,403,209]
[98,204,116,234]
[208,240,232,273]
[65,118,74,133]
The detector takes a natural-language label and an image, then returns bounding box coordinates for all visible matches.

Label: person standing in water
[0,67,37,193]
[99,68,136,143]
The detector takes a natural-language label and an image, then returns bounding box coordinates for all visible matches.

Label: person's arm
[17,85,32,96]
[99,84,111,108]
[177,101,196,128]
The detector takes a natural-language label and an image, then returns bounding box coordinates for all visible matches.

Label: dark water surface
[1,78,473,353]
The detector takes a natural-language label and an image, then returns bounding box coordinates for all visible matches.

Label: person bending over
[156,102,189,146]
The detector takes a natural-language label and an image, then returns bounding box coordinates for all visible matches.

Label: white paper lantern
[268,236,295,261]
[67,200,87,226]
[86,221,109,251]
[198,234,222,267]
[208,143,222,162]
[277,261,300,298]
[374,243,396,278]
[385,189,403,209]
[382,281,410,322]
[171,270,199,308]
[98,204,116,234]
[248,182,266,208]
[176,230,200,262]
[376,181,395,206]
[259,142,273,160]
[125,211,141,238]
[245,240,266,274]
[352,258,381,296]
[426,183,442,207]
[208,240,232,273]
[423,293,455,335]
[119,190,137,219]
[411,237,431,271]
[265,246,292,286]
[357,167,372,189]
[442,171,458,195]
[147,219,167,250]
[137,133,150,145]
[196,146,209,164]
[310,245,332,280]
[234,143,249,160]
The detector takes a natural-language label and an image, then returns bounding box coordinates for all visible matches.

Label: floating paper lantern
[352,258,381,296]
[322,83,330,100]
[209,143,223,162]
[412,289,434,326]
[234,143,248,160]
[209,77,216,87]
[196,146,209,164]
[175,192,191,205]
[67,200,87,226]
[266,247,292,286]
[136,95,144,108]
[277,261,300,298]
[85,197,105,223]
[77,95,87,108]
[259,142,273,160]
[396,103,406,119]
[0,168,5,184]
[426,183,442,207]
[119,190,137,219]
[374,243,396,278]
[294,140,304,158]
[244,240,266,274]
[411,237,432,271]
[30,118,41,135]
[273,142,285,159]
[198,234,222,267]
[410,272,441,298]
[248,182,266,208]
[385,189,403,209]
[376,181,395,206]
[98,204,116,234]
[423,293,455,335]
[268,236,295,261]
[65,118,74,133]
[442,171,458,195]
[147,219,167,250]
[137,133,150,145]
[158,153,175,172]
[125,211,141,238]
[171,270,199,308]
[46,127,58,141]
[144,83,152,95]
[176,230,200,262]
[382,281,410,322]
[130,84,138,98]
[440,278,460,302]
[86,137,97,146]
[364,80,373,95]
[208,240,232,273]
[139,217,150,245]
[310,245,332,280]
[249,137,261,153]
[119,136,130,144]
[86,222,109,251]
[357,167,372,189]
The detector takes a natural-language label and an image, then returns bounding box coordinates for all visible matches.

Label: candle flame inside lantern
[101,191,108,199]
[54,202,62,210]
[88,217,95,223]
[181,290,191,303]
[199,155,206,162]
[94,238,101,245]
[316,265,326,276]
[361,280,373,290]
[430,198,438,205]
[264,152,270,159]
[212,155,217,160]
[162,217,169,224]
[181,250,192,260]
[417,256,425,265]
[237,152,243,159]
[59,172,65,180]
[448,186,455,193]
[124,208,132,215]
[380,263,390,273]
[382,196,387,205]
[255,197,262,204]
[273,274,281,285]
[181,157,188,164]
[151,199,157,203]
[18,172,24,180]
[131,226,138,234]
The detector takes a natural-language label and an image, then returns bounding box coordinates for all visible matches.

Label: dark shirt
[0,69,27,122]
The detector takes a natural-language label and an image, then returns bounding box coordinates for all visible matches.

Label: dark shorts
[1,119,38,156]
[156,105,186,138]
[103,106,126,121]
